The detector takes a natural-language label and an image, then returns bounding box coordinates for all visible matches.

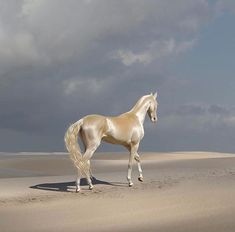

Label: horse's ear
[153,92,157,98]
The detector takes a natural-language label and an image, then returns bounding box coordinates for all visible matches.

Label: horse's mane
[131,94,153,112]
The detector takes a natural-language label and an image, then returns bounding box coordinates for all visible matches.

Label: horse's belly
[102,135,126,145]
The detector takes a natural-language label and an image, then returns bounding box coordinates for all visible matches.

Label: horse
[64,92,158,192]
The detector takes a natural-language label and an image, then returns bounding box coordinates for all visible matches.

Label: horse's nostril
[152,117,156,121]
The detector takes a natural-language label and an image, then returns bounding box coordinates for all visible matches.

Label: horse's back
[82,115,107,131]
[82,114,107,136]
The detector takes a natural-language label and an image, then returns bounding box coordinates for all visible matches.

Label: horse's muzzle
[151,117,157,123]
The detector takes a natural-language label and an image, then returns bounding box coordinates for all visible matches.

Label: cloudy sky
[1,0,235,153]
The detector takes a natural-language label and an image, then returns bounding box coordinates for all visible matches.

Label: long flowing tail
[64,119,89,177]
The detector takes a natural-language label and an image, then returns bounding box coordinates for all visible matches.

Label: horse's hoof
[128,182,133,187]
[138,177,143,182]
[76,187,80,193]
[89,185,94,190]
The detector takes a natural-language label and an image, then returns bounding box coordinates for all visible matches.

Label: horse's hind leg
[76,168,81,192]
[127,153,134,187]
[83,142,100,190]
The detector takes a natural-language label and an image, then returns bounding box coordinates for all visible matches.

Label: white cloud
[175,39,196,53]
[113,50,152,66]
[150,38,196,58]
[112,38,196,66]
[63,77,113,95]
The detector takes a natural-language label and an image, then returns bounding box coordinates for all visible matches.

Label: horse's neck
[130,97,149,124]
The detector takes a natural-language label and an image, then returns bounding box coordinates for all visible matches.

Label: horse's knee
[134,155,140,162]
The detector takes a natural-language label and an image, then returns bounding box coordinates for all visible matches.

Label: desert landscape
[2,1,235,231]
[0,151,235,232]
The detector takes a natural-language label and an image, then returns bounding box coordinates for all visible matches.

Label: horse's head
[147,92,158,123]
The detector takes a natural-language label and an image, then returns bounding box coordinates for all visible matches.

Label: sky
[1,0,235,153]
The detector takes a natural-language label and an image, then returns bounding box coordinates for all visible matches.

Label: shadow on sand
[30,177,127,192]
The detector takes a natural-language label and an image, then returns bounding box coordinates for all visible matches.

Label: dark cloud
[208,105,229,115]
[167,104,231,117]
[173,104,207,116]
[2,0,232,152]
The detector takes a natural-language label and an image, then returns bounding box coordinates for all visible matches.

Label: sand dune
[0,152,235,232]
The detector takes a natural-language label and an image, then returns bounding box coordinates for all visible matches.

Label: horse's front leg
[134,154,143,182]
[127,143,139,187]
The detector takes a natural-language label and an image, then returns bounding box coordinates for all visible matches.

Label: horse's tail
[64,119,89,177]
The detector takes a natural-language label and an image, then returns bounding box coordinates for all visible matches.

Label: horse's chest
[131,125,144,143]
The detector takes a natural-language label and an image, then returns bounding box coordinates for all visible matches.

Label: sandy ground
[0,151,235,232]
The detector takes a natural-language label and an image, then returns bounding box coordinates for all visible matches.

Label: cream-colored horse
[64,92,158,192]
